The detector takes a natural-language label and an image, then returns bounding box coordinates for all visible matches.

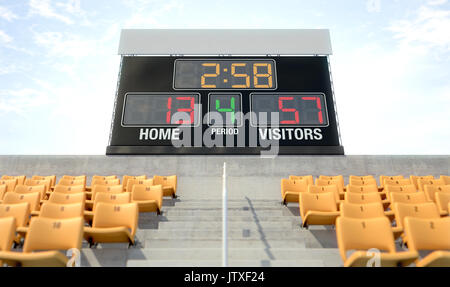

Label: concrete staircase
[81,198,343,267]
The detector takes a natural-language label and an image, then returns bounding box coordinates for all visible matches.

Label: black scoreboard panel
[107,56,344,155]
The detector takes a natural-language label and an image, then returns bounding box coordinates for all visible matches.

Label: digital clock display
[173,59,276,90]
[251,93,328,127]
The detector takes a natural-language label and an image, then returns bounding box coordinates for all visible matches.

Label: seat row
[0,174,179,267]
[280,174,450,267]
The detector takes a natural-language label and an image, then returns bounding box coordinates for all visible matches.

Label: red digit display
[175,96,195,124]
[302,96,323,124]
[278,97,299,124]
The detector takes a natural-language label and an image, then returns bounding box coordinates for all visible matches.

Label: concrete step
[155,221,297,230]
[160,209,288,217]
[126,259,326,267]
[141,238,308,249]
[139,215,301,223]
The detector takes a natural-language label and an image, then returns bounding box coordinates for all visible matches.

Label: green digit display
[215,97,235,124]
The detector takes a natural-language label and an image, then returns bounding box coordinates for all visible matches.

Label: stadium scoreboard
[107,29,344,155]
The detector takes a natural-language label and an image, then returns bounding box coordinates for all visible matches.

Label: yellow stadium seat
[0,217,84,267]
[86,185,123,209]
[319,175,344,185]
[340,202,386,219]
[1,175,26,185]
[349,175,375,181]
[0,217,16,252]
[62,175,86,181]
[91,178,120,187]
[281,178,308,204]
[441,175,450,185]
[316,178,344,195]
[32,175,56,188]
[3,192,40,212]
[126,179,153,194]
[384,184,417,194]
[349,178,378,187]
[39,202,84,219]
[46,192,86,212]
[424,184,450,202]
[417,178,445,192]
[0,184,6,201]
[410,175,434,190]
[346,185,379,194]
[153,175,177,198]
[122,175,147,191]
[92,175,118,181]
[379,175,404,188]
[383,178,412,187]
[24,178,51,193]
[83,202,138,247]
[435,192,450,216]
[299,192,340,228]
[336,217,418,267]
[58,179,86,188]
[131,184,163,214]
[345,191,390,210]
[15,185,46,200]
[0,203,30,230]
[390,192,428,207]
[308,185,341,205]
[0,179,18,193]
[404,217,450,267]
[392,202,441,240]
[53,185,85,194]
[289,175,314,186]
[84,192,131,220]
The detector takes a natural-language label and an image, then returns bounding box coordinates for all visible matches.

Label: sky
[0,0,449,155]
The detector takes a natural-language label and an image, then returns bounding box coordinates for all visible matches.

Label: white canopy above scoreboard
[118,29,333,56]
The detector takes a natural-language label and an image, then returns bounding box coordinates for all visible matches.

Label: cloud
[33,31,96,58]
[0,6,18,21]
[366,0,381,13]
[387,4,450,55]
[0,30,12,43]
[29,0,74,24]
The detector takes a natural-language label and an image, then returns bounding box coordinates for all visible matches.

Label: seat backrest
[404,217,450,251]
[92,202,138,238]
[316,178,344,193]
[349,175,375,181]
[308,185,340,203]
[32,175,56,187]
[336,217,396,261]
[0,217,16,252]
[289,175,314,186]
[340,202,385,219]
[435,192,450,214]
[383,178,412,187]
[40,202,84,219]
[153,175,177,192]
[424,184,450,202]
[384,184,417,194]
[23,217,84,253]
[91,185,123,201]
[3,192,40,212]
[0,184,6,200]
[441,175,450,185]
[61,175,86,181]
[390,192,428,205]
[318,175,344,187]
[0,179,18,192]
[53,185,85,194]
[24,179,51,192]
[58,179,85,187]
[379,175,404,187]
[93,192,131,211]
[281,178,308,196]
[48,192,85,208]
[393,202,440,229]
[92,175,118,181]
[417,178,445,192]
[299,192,337,219]
[122,175,147,191]
[91,178,120,187]
[14,184,46,200]
[410,175,434,190]
[0,203,30,228]
[131,184,163,207]
[345,192,382,205]
[347,184,378,194]
[349,178,377,186]
[1,175,26,185]
[126,179,153,194]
